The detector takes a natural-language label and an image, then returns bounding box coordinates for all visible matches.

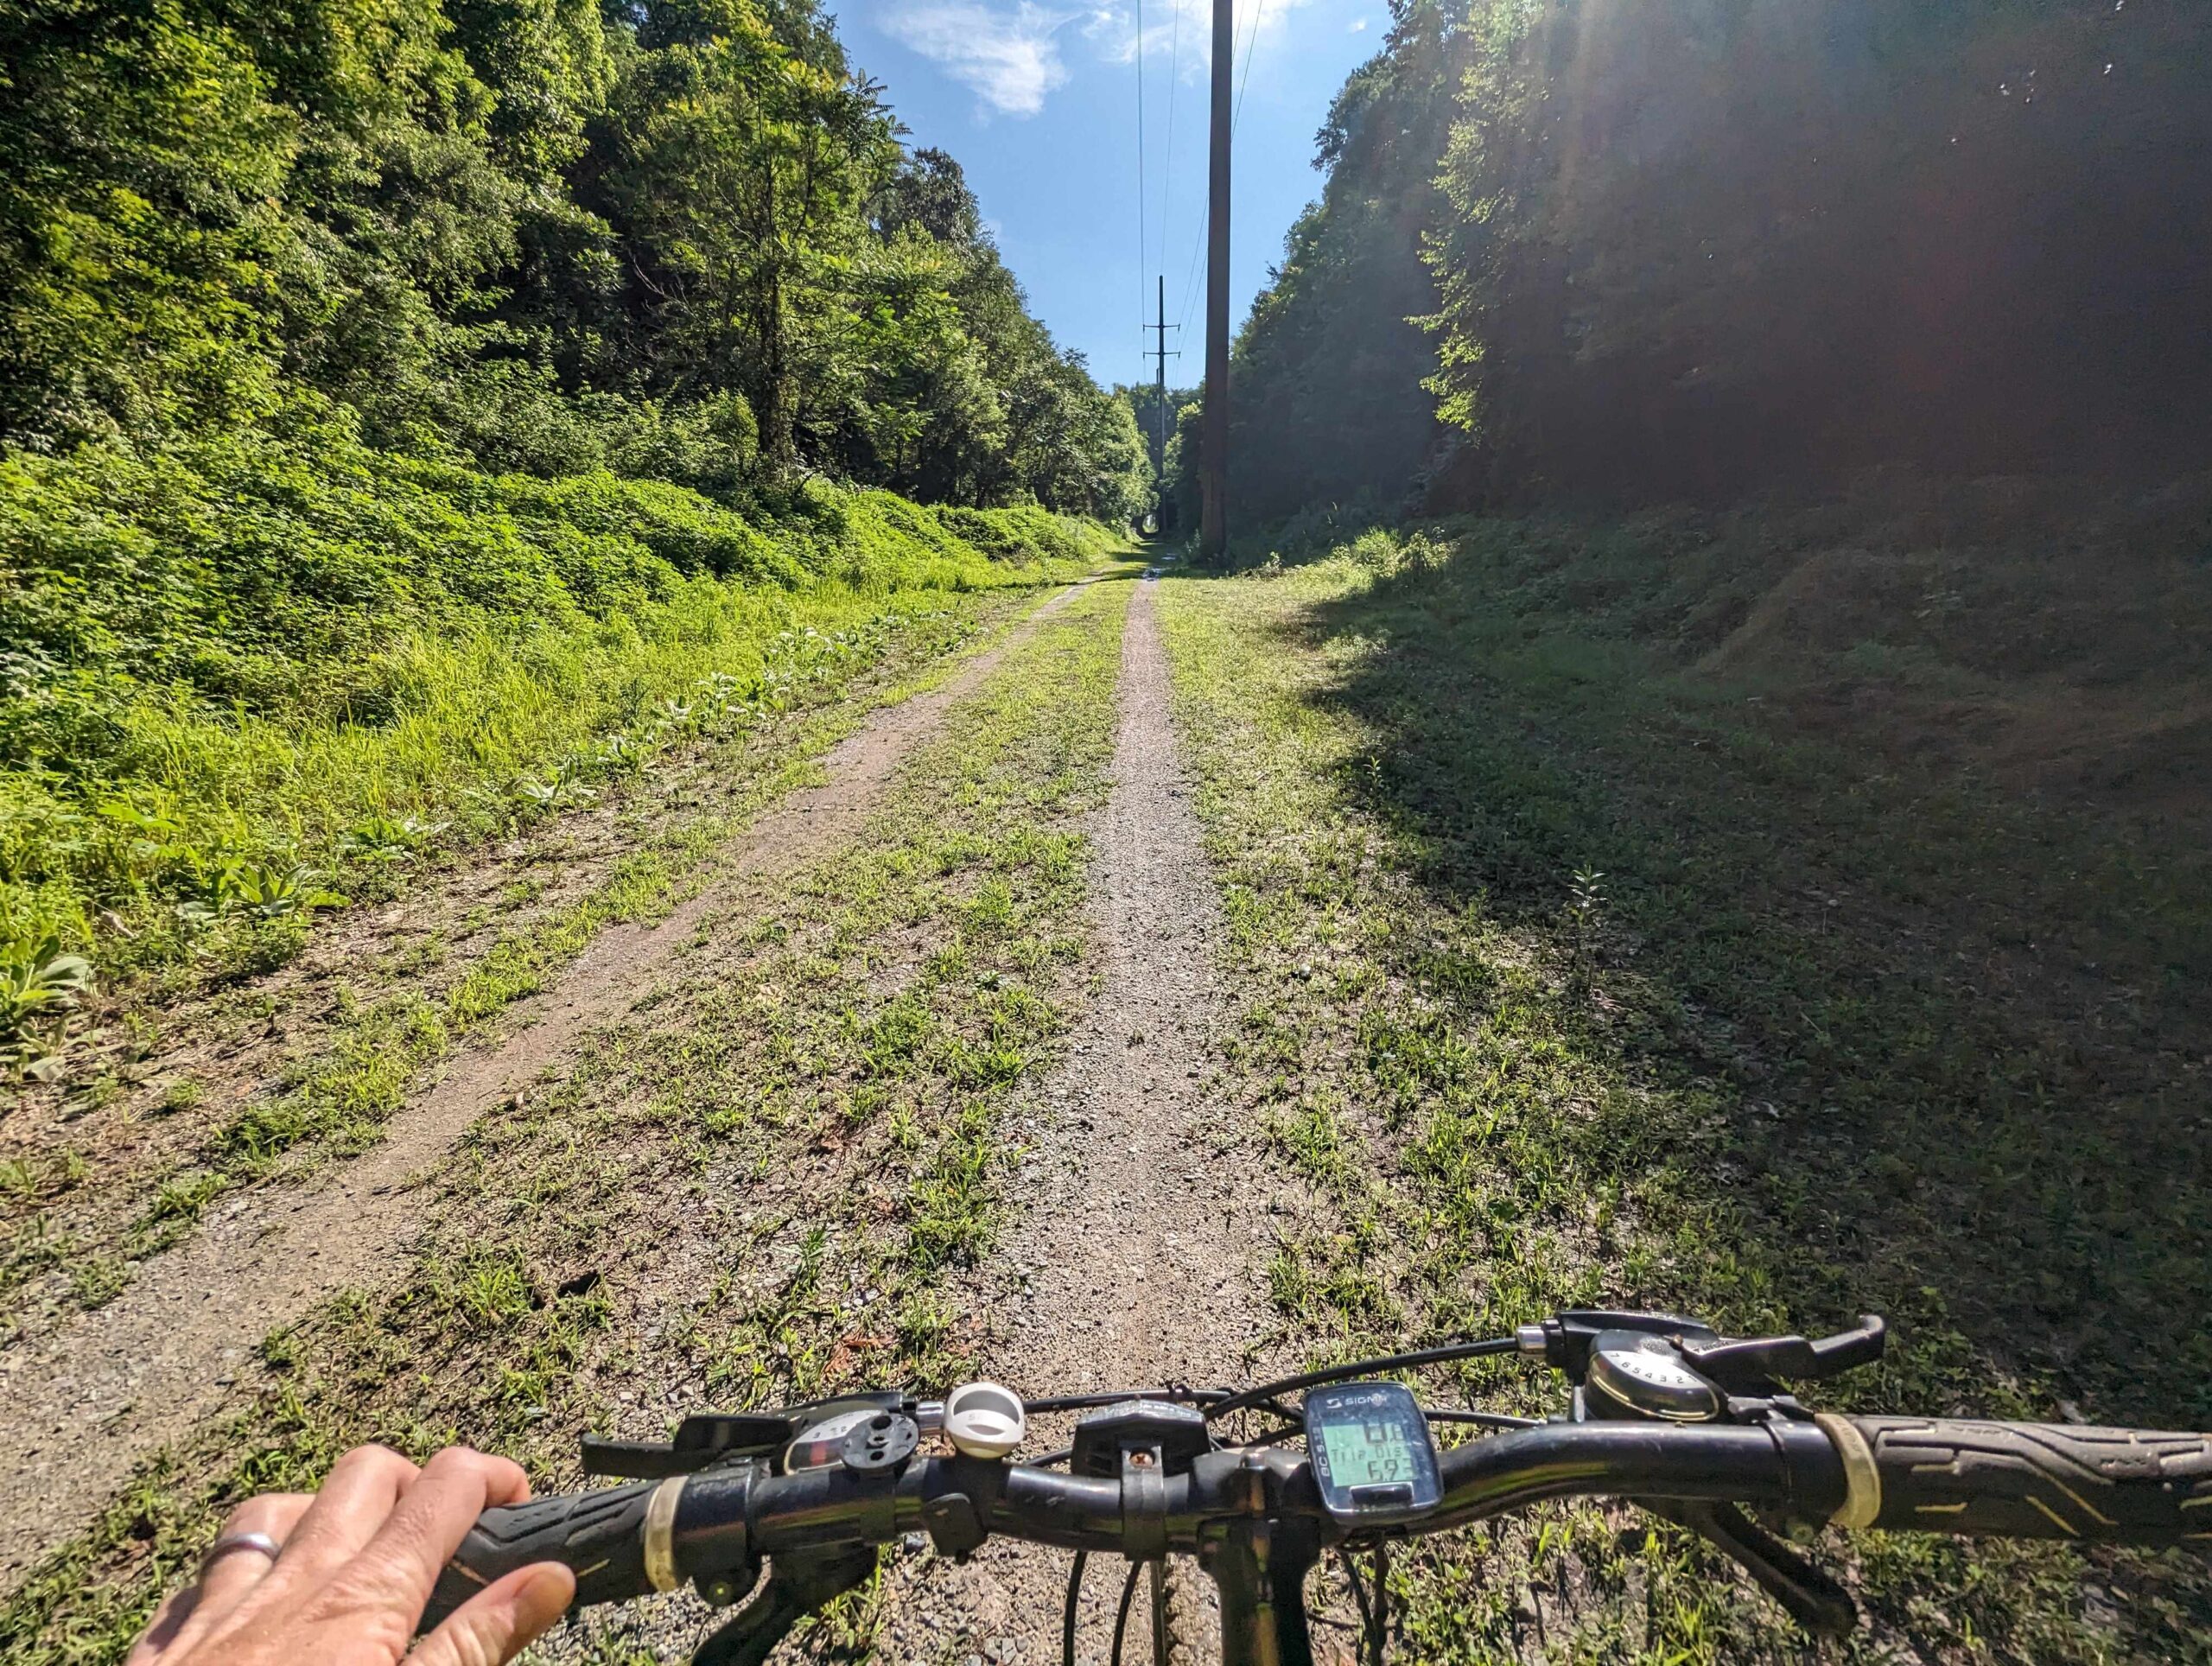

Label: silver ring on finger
[198,1531,283,1579]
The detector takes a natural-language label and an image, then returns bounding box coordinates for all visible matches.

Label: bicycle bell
[943,1381,1027,1458]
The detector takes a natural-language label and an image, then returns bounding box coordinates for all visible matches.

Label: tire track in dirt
[878,570,1276,1666]
[0,581,1094,1585]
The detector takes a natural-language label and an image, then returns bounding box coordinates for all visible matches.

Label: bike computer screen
[1303,1382,1442,1525]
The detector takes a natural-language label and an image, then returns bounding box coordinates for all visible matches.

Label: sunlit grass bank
[0,408,1121,1051]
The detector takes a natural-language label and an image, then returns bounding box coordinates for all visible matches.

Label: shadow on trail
[1279,549,2212,1434]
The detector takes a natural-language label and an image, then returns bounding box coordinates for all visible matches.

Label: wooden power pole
[1200,0,1231,563]
[1146,273,1178,525]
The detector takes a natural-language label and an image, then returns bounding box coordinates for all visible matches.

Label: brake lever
[691,1547,880,1666]
[1677,1315,1886,1392]
[1519,1310,1719,1378]
[1638,1499,1857,1639]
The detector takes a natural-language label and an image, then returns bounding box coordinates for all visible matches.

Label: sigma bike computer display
[1303,1381,1443,1526]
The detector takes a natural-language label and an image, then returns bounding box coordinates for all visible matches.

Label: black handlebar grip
[416,1480,663,1634]
[1845,1417,2212,1548]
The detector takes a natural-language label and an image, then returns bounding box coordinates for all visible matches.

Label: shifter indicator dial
[1587,1333,1723,1421]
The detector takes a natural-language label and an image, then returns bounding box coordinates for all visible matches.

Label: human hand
[129,1444,575,1666]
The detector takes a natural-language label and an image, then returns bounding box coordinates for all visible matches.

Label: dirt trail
[879,571,1275,1666]
[0,582,1089,1585]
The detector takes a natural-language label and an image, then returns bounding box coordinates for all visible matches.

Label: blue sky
[841,1,1388,393]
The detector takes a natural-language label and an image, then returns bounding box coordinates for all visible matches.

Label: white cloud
[1090,0,1316,72]
[881,0,1319,117]
[881,3,1077,118]
[1348,15,1368,31]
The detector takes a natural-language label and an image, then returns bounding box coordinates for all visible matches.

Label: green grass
[1155,528,2212,1664]
[1,410,1122,1057]
[0,586,1075,1328]
[0,574,1134,1666]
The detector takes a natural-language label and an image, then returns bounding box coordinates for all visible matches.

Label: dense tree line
[1185,0,2211,524]
[0,0,1147,518]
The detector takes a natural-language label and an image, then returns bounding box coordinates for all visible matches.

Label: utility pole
[1200,0,1232,563]
[1145,273,1179,528]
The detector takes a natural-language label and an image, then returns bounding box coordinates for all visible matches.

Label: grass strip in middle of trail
[0,572,1135,1666]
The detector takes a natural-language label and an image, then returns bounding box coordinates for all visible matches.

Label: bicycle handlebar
[419,1411,2209,1633]
[422,1479,660,1629]
[1844,1416,2212,1545]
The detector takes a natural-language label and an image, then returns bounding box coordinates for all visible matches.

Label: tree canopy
[0,0,1147,519]
[1180,0,2211,523]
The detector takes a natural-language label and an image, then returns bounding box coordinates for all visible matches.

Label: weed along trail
[0,581,1095,1586]
[876,569,1275,1666]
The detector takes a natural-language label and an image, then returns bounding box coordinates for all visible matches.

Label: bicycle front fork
[1202,1519,1320,1666]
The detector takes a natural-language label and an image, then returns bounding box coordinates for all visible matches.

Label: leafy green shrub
[487,470,799,589]
[935,504,1119,567]
[596,392,760,499]
[407,363,613,481]
[340,815,448,868]
[0,403,1116,1014]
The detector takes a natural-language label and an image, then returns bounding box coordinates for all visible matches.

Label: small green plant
[2,936,97,1074]
[498,766,600,824]
[1567,866,1607,985]
[68,1255,129,1308]
[235,862,348,921]
[340,813,449,868]
[233,917,311,976]
[552,758,606,799]
[586,732,645,777]
[260,1326,300,1372]
[180,859,348,927]
[97,792,195,879]
[149,1171,226,1224]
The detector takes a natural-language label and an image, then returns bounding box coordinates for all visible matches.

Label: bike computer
[1303,1382,1442,1526]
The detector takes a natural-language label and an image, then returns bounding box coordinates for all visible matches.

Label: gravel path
[0,582,1088,1584]
[875,570,1274,1666]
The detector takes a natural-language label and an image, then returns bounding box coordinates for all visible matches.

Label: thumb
[408,1563,575,1666]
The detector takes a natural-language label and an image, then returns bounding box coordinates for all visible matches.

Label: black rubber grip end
[416,1481,661,1634]
[1853,1417,2212,1547]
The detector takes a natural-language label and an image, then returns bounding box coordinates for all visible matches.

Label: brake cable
[1109,1560,1142,1666]
[1341,1548,1378,1662]
[1024,1387,1232,1414]
[1220,1406,1542,1455]
[1371,1539,1392,1666]
[1062,1552,1087,1666]
[1428,1408,1542,1431]
[1205,1337,1521,1420]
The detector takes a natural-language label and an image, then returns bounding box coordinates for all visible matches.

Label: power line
[1233,0,1265,130]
